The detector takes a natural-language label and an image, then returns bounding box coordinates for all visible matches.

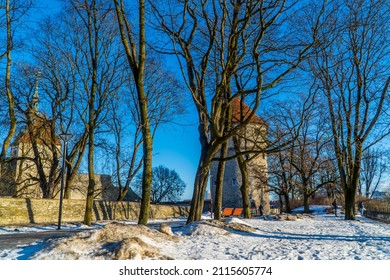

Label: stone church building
[210,98,269,213]
[0,81,115,200]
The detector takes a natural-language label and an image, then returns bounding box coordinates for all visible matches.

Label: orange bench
[232,208,243,216]
[221,208,234,217]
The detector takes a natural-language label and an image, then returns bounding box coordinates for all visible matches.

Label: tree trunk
[117,188,127,201]
[284,191,291,213]
[64,163,74,199]
[187,146,212,223]
[1,0,16,159]
[234,138,251,218]
[213,141,228,221]
[84,125,96,226]
[137,98,153,225]
[1,0,16,174]
[84,102,96,225]
[278,194,284,214]
[135,0,152,226]
[83,2,99,226]
[303,192,310,213]
[64,133,88,199]
[113,0,151,225]
[344,186,357,220]
[239,164,251,218]
[343,162,361,220]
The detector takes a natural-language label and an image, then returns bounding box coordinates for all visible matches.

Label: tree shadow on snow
[14,241,46,260]
[225,228,390,243]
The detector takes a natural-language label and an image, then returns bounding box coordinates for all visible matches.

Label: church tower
[210,98,269,214]
[10,72,62,198]
[0,72,116,200]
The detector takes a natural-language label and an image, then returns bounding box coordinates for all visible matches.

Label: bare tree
[262,90,320,213]
[268,108,302,213]
[0,0,32,171]
[289,96,336,212]
[360,149,387,199]
[267,148,297,213]
[51,0,124,225]
[30,13,89,200]
[151,0,321,223]
[311,0,390,220]
[133,165,186,203]
[106,92,143,201]
[113,0,153,225]
[105,56,185,201]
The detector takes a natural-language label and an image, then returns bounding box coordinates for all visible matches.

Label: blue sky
[32,0,202,200]
[153,121,200,199]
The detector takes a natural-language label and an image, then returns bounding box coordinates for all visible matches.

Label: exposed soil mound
[226,222,256,233]
[179,218,256,237]
[181,222,231,237]
[275,214,297,221]
[32,223,178,260]
[225,218,256,233]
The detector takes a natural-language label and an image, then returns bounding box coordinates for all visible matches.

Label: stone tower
[210,98,269,213]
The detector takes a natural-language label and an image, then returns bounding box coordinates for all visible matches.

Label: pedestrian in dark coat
[358,201,365,216]
[259,204,266,220]
[332,199,338,217]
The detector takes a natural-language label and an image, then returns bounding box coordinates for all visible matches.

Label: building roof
[231,97,266,125]
[14,114,61,146]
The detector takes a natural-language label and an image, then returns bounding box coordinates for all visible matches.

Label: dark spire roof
[30,71,41,112]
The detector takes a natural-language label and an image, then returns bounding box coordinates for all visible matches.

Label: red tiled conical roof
[231,97,265,125]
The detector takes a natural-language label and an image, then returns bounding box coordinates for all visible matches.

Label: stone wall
[70,174,115,200]
[0,197,189,226]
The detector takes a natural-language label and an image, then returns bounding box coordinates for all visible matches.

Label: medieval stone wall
[0,197,189,226]
[67,174,115,200]
[0,161,16,197]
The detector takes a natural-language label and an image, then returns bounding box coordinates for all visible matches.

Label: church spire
[30,71,41,112]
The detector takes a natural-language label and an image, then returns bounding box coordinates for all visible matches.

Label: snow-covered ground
[0,205,389,260]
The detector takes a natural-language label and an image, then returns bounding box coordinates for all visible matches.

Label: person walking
[358,201,365,216]
[259,204,266,220]
[332,199,338,217]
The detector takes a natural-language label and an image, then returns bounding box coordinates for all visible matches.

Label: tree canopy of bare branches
[150,0,324,223]
[310,0,390,220]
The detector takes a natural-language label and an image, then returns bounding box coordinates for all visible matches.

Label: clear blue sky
[32,0,201,200]
[153,119,200,200]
